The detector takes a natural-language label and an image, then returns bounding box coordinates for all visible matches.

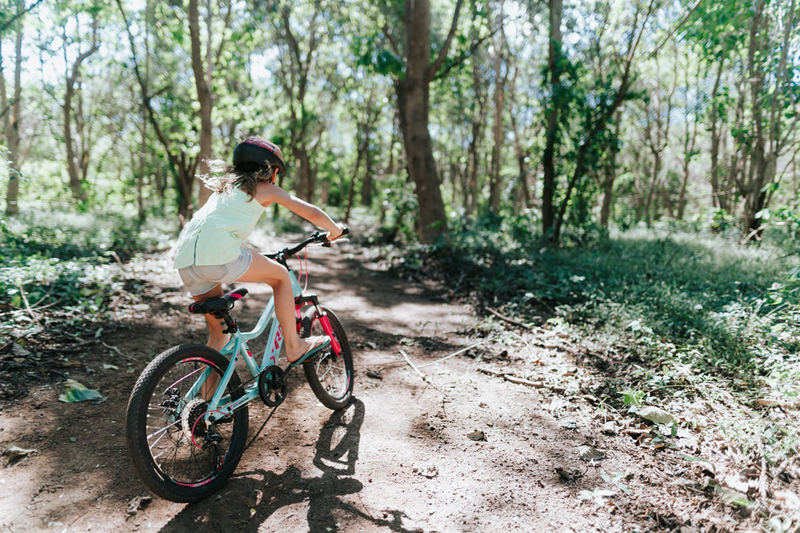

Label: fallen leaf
[560,419,577,430]
[713,483,753,509]
[578,488,616,504]
[555,467,583,482]
[126,495,152,516]
[680,454,716,476]
[601,421,618,435]
[58,379,105,403]
[412,464,439,478]
[366,369,382,380]
[10,343,31,358]
[467,430,487,442]
[3,445,36,465]
[578,445,606,461]
[636,406,675,425]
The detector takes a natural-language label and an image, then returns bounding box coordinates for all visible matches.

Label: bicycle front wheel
[302,306,354,410]
[126,344,249,502]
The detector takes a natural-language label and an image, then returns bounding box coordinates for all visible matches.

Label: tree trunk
[395,0,453,243]
[541,0,562,239]
[291,146,313,201]
[2,25,22,215]
[63,15,98,204]
[739,0,768,240]
[741,0,796,240]
[345,136,367,222]
[708,57,725,210]
[644,153,661,225]
[137,0,151,222]
[599,116,620,227]
[396,78,447,242]
[489,10,506,214]
[189,0,213,208]
[508,66,531,211]
[361,136,374,206]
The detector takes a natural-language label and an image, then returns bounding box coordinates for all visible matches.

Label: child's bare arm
[257,183,343,238]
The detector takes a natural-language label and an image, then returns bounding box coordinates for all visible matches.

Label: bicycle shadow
[158,398,421,533]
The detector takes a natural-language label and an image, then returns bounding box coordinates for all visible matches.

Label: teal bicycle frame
[184,266,339,425]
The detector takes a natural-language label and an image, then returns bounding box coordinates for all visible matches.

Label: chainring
[258,365,286,407]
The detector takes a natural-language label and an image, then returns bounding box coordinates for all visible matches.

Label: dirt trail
[1,239,743,532]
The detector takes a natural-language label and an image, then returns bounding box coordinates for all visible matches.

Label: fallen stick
[375,338,491,372]
[485,307,532,331]
[399,349,429,383]
[17,283,40,324]
[101,341,141,362]
[417,338,491,368]
[476,366,550,389]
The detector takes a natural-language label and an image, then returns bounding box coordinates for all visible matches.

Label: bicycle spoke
[146,418,181,440]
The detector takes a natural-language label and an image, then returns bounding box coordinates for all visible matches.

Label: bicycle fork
[295,294,341,356]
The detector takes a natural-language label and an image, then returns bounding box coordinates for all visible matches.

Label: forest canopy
[0,0,797,246]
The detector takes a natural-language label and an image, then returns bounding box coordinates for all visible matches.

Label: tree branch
[648,0,703,58]
[432,30,492,81]
[427,0,465,82]
[0,0,45,35]
[382,24,401,57]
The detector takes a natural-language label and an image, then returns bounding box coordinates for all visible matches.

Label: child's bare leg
[237,254,316,362]
[193,286,225,399]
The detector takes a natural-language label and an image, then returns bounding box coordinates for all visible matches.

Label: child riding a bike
[173,136,345,365]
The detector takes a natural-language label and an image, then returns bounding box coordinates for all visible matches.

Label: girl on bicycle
[173,136,345,365]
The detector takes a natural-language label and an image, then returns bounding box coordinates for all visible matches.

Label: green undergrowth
[390,215,800,467]
[0,210,175,337]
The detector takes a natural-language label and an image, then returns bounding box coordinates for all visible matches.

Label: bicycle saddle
[188,288,248,315]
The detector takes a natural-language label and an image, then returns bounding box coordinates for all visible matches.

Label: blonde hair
[200,159,275,199]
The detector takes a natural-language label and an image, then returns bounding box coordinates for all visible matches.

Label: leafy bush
[0,211,175,331]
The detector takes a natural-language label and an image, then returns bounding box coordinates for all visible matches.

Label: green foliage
[0,211,173,333]
[393,215,798,377]
[353,34,405,77]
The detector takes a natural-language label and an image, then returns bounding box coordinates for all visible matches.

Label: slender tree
[1,1,23,215]
[62,9,98,203]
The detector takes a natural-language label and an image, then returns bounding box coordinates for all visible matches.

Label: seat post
[211,310,239,334]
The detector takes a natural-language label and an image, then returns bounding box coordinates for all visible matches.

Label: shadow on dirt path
[158,399,420,533]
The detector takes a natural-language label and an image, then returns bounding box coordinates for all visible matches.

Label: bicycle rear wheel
[302,306,354,410]
[126,344,249,502]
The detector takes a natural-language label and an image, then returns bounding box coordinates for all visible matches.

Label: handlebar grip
[321,227,349,247]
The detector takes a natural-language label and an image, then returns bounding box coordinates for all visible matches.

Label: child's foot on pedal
[287,336,330,366]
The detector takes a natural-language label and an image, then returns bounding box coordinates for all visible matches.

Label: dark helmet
[232,137,286,174]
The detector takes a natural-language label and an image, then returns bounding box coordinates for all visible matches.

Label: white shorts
[177,249,253,296]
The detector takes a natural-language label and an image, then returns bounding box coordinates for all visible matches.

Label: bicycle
[125,230,354,503]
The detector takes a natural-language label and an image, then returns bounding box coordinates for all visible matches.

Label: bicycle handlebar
[264,227,349,262]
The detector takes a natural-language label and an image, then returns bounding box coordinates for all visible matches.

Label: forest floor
[0,234,786,532]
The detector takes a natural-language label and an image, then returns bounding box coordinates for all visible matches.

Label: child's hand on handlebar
[326,225,348,243]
